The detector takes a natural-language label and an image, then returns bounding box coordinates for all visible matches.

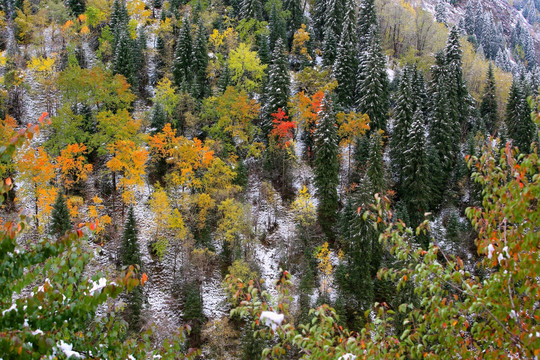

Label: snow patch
[260,311,284,331]
[58,341,83,359]
[89,278,107,295]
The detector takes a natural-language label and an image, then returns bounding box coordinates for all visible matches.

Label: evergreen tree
[153,0,162,8]
[357,0,377,49]
[505,78,536,152]
[218,63,231,93]
[268,0,287,52]
[262,39,290,137]
[120,207,142,269]
[68,0,86,16]
[357,27,389,132]
[367,131,385,195]
[411,64,428,116]
[113,30,138,89]
[173,15,194,91]
[241,0,263,20]
[110,0,129,51]
[136,28,149,97]
[258,33,271,65]
[435,0,446,25]
[155,34,166,81]
[283,0,303,46]
[183,282,205,346]
[192,19,210,99]
[325,0,346,39]
[333,0,358,110]
[314,93,339,241]
[313,0,327,41]
[49,192,71,237]
[480,63,498,134]
[390,66,414,184]
[151,103,167,132]
[401,110,430,232]
[322,28,338,67]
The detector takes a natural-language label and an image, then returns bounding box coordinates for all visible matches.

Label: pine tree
[218,64,231,93]
[411,64,428,116]
[68,0,86,16]
[390,66,414,184]
[192,19,209,99]
[333,0,358,110]
[183,281,205,346]
[173,15,194,91]
[325,0,346,38]
[505,78,536,152]
[283,0,303,46]
[322,28,338,67]
[367,131,385,195]
[401,110,430,232]
[136,28,149,97]
[313,0,327,41]
[269,0,287,52]
[314,93,339,241]
[110,0,129,52]
[357,27,389,133]
[155,34,166,81]
[357,0,377,49]
[480,63,498,134]
[258,33,271,65]
[50,192,71,237]
[435,0,446,25]
[262,39,290,137]
[120,207,142,269]
[151,103,167,133]
[113,30,138,89]
[241,0,263,20]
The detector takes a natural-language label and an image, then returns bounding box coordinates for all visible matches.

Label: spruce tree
[357,0,377,49]
[183,282,205,346]
[411,64,428,116]
[505,78,536,152]
[367,131,385,195]
[313,0,327,42]
[258,33,271,65]
[192,19,210,99]
[155,34,166,81]
[120,207,142,269]
[283,0,303,46]
[68,0,86,16]
[268,0,287,52]
[50,192,71,237]
[401,110,430,231]
[314,93,339,241]
[435,0,446,25]
[357,28,389,132]
[322,28,338,68]
[110,0,129,52]
[333,0,358,110]
[480,62,498,134]
[113,30,138,89]
[136,28,149,97]
[241,0,263,20]
[172,15,194,91]
[390,66,414,184]
[325,0,346,39]
[262,39,290,137]
[151,103,167,133]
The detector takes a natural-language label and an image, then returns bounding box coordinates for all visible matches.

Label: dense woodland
[0,0,539,358]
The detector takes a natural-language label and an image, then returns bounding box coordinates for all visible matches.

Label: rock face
[416,0,540,63]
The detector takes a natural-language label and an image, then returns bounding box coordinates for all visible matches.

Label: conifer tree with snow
[155,34,166,81]
[480,62,498,134]
[110,0,129,51]
[357,27,389,133]
[322,28,338,68]
[367,131,385,195]
[333,0,359,110]
[411,64,428,116]
[312,0,327,41]
[401,109,430,232]
[505,77,536,152]
[135,28,149,97]
[113,30,138,89]
[241,0,263,20]
[192,19,210,99]
[435,0,446,25]
[269,0,287,52]
[357,0,377,49]
[49,192,71,237]
[258,34,271,65]
[173,15,194,91]
[390,66,414,184]
[314,93,339,241]
[325,0,346,40]
[262,39,290,137]
[151,103,167,133]
[120,207,142,269]
[283,0,303,46]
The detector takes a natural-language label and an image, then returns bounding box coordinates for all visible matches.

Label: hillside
[0,0,539,359]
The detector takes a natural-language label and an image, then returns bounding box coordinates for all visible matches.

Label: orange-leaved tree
[56,143,93,192]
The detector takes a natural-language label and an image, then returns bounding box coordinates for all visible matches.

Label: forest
[0,0,539,358]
